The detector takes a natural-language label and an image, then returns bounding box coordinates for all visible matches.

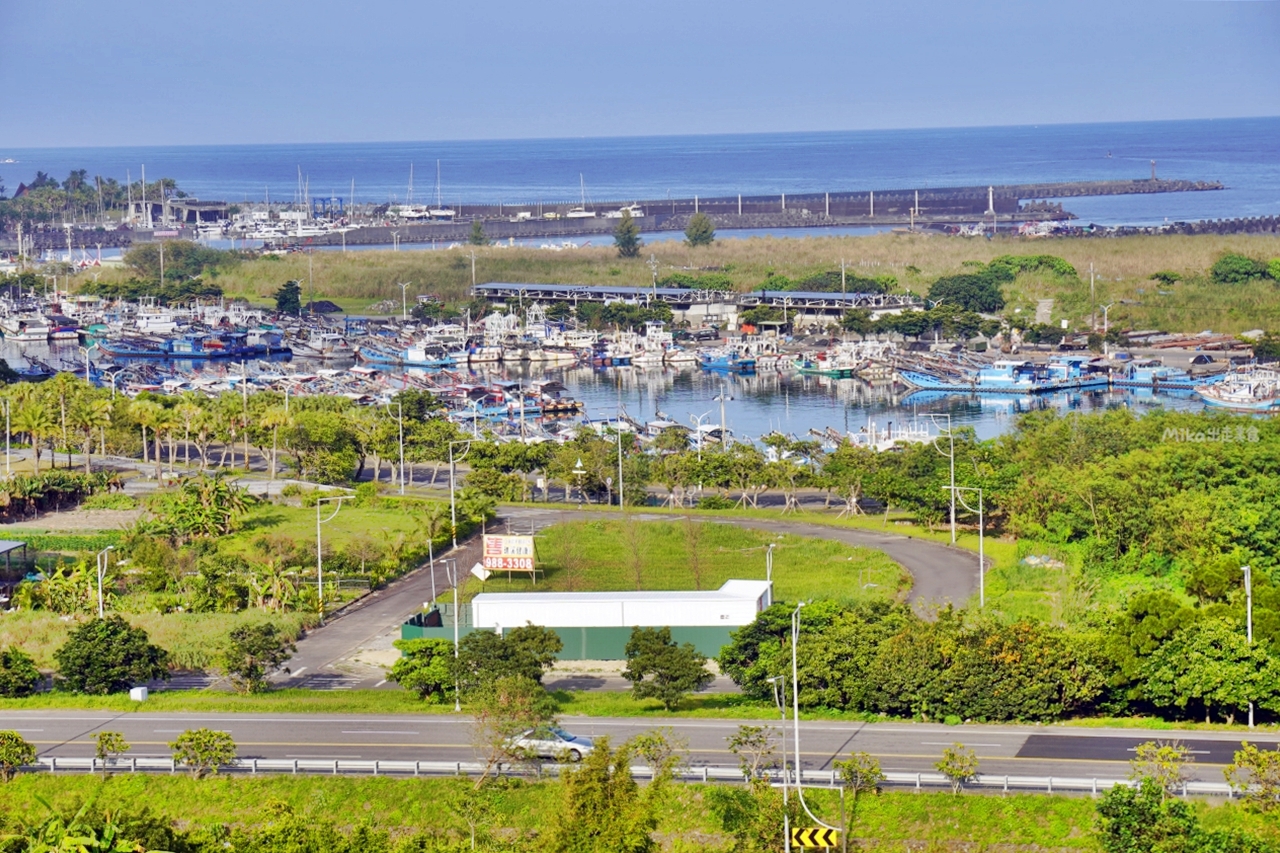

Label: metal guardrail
[26,756,1240,797]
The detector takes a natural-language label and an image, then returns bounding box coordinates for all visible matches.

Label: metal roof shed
[471,579,772,631]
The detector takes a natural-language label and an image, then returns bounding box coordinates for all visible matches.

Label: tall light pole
[927,414,956,544]
[448,439,472,548]
[447,558,461,711]
[1244,564,1254,729]
[398,281,411,321]
[3,397,9,478]
[315,495,349,618]
[789,601,838,834]
[614,416,625,508]
[96,545,115,618]
[573,457,586,508]
[766,675,791,853]
[388,399,405,495]
[949,485,985,607]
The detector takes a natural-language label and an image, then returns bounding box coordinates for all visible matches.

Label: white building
[470,580,772,631]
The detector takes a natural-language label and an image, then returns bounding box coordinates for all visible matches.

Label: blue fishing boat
[356,343,458,369]
[899,357,1107,394]
[698,349,756,373]
[97,333,268,360]
[1112,360,1224,390]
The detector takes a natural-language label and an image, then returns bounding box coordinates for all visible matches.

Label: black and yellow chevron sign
[791,827,840,848]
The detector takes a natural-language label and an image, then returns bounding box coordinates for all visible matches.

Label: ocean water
[5,117,1279,227]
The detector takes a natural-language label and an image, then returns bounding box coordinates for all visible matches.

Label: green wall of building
[401,621,736,660]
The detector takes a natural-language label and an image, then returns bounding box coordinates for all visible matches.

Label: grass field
[449,518,909,606]
[0,609,317,670]
[226,501,427,554]
[74,231,1280,333]
[3,774,1278,851]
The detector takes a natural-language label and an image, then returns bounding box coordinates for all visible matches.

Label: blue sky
[2,0,1278,147]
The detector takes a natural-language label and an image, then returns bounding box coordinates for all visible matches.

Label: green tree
[388,637,454,701]
[541,737,661,853]
[1225,741,1280,812]
[613,210,642,258]
[468,219,490,246]
[170,728,237,778]
[726,724,778,781]
[1128,741,1193,800]
[0,646,41,697]
[0,730,35,781]
[622,626,714,711]
[927,270,1006,313]
[222,623,295,694]
[836,751,885,831]
[1141,617,1267,724]
[93,730,130,779]
[935,743,978,794]
[454,623,562,694]
[53,615,169,695]
[684,211,715,247]
[1095,778,1200,853]
[468,675,557,784]
[274,280,302,315]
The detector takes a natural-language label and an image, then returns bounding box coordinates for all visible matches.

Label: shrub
[1211,252,1268,284]
[170,728,237,778]
[53,615,169,694]
[79,493,139,511]
[389,637,455,702]
[0,646,41,697]
[0,731,35,781]
[622,626,714,711]
[696,494,735,510]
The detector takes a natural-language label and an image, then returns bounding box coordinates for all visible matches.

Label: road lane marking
[922,742,1003,747]
[291,667,307,676]
[340,731,420,735]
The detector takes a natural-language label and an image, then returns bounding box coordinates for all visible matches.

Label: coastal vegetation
[55,231,1280,333]
[0,771,1278,852]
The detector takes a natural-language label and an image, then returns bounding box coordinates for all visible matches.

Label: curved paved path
[277,508,980,690]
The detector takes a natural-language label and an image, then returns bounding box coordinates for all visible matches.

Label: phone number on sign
[484,557,534,571]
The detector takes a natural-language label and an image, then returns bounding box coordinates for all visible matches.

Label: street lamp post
[315,495,349,618]
[948,486,985,607]
[96,545,115,618]
[387,400,405,495]
[448,439,473,548]
[398,281,411,321]
[766,675,790,853]
[927,414,957,544]
[447,558,461,711]
[573,458,586,508]
[2,398,9,478]
[789,602,839,835]
[1244,564,1254,729]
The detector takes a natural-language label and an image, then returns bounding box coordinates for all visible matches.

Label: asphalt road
[5,712,1273,781]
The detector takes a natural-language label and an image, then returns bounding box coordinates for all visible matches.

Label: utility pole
[1244,564,1254,729]
[468,250,478,288]
[1089,263,1096,330]
[840,258,846,295]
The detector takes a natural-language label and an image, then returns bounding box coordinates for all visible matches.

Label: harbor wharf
[0,177,1230,251]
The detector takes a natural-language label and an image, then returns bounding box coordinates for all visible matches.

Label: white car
[507,726,595,762]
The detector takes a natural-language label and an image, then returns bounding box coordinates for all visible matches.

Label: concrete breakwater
[0,178,1228,251]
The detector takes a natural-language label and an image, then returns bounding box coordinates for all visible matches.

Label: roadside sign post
[791,828,839,848]
[482,534,537,584]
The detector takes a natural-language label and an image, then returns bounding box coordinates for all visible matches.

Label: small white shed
[470,579,772,630]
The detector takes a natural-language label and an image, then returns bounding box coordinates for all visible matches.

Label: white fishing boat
[1195,368,1280,412]
[603,204,645,219]
[0,314,52,342]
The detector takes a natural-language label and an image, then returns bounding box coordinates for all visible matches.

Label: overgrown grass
[73,232,1280,332]
[3,774,1278,850]
[0,610,317,670]
[449,518,908,605]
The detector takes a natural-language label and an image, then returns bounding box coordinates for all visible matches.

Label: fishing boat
[1195,368,1280,412]
[698,349,756,373]
[356,342,458,369]
[291,331,354,360]
[899,357,1107,394]
[0,314,52,342]
[1112,360,1224,390]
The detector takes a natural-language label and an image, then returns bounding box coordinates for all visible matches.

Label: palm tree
[70,397,112,474]
[259,406,291,480]
[129,398,162,470]
[176,396,204,467]
[12,400,55,474]
[155,407,180,478]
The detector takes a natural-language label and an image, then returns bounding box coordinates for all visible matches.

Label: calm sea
[4,117,1279,227]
